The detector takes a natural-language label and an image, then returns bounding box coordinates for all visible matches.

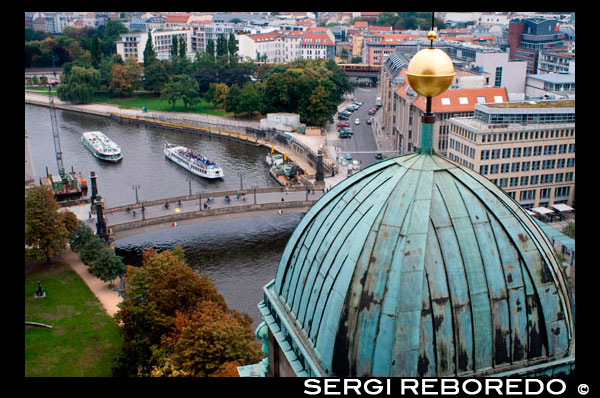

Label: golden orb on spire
[406,43,455,98]
[427,30,437,41]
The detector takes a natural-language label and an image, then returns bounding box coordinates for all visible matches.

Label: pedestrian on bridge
[133,210,136,218]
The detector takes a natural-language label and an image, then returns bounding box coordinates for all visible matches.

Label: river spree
[25,103,298,327]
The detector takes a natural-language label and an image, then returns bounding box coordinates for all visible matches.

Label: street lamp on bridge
[237,172,245,191]
[132,185,140,204]
[186,178,192,197]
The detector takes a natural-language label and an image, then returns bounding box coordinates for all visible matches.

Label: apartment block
[380,53,508,155]
[447,100,575,209]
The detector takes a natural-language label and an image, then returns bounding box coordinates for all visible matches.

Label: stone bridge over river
[104,186,324,240]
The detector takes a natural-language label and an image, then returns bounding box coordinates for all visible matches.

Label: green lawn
[25,263,123,377]
[92,91,229,116]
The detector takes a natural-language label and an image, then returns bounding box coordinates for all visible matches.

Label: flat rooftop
[484,100,575,109]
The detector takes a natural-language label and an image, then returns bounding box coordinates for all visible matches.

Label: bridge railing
[104,186,324,214]
[108,200,317,235]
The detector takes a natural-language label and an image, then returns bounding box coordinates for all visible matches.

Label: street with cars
[334,87,383,172]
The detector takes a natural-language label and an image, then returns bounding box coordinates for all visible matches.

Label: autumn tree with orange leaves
[112,247,263,377]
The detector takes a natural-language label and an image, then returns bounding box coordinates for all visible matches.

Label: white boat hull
[164,144,224,179]
[82,131,122,162]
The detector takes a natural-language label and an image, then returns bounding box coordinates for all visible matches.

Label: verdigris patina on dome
[258,152,574,377]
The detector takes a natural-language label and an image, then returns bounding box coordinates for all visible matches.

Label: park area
[25,258,123,377]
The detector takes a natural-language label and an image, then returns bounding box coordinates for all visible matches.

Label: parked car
[368,109,376,115]
[344,153,352,161]
[366,119,372,125]
[346,106,355,112]
[374,152,383,160]
[337,121,350,127]
[355,118,360,125]
[338,132,353,139]
[338,115,349,121]
[354,101,363,107]
[352,159,362,169]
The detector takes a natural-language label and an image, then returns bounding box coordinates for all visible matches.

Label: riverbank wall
[25,92,334,178]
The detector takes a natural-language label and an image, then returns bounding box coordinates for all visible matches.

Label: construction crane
[39,85,87,199]
[48,85,65,178]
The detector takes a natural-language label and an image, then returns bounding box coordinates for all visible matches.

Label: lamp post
[132,184,140,204]
[197,191,202,211]
[186,178,192,197]
[237,172,245,191]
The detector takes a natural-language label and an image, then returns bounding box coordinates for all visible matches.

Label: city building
[237,30,303,63]
[380,51,508,155]
[115,32,148,63]
[508,17,568,74]
[474,51,527,98]
[447,100,575,209]
[116,29,192,63]
[299,30,335,61]
[525,73,575,100]
[537,50,574,74]
[237,28,335,63]
[392,78,508,154]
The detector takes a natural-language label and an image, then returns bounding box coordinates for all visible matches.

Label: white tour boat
[81,131,123,162]
[163,141,224,179]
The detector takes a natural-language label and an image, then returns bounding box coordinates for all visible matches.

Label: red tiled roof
[354,21,368,28]
[165,14,191,23]
[305,27,329,32]
[403,86,509,113]
[297,19,315,25]
[368,25,392,31]
[301,32,334,46]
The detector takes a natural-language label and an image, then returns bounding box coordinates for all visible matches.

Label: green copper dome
[259,152,574,377]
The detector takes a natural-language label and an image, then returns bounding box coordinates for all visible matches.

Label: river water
[25,103,300,327]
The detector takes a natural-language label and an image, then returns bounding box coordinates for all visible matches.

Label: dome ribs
[353,166,424,376]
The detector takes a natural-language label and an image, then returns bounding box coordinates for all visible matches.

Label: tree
[219,66,252,88]
[57,65,100,104]
[170,36,178,61]
[178,37,187,59]
[238,81,262,117]
[160,79,181,111]
[227,32,238,66]
[160,74,200,110]
[113,247,262,377]
[150,300,263,376]
[205,39,215,63]
[108,57,142,97]
[225,84,242,117]
[215,34,229,72]
[69,223,96,253]
[59,210,80,237]
[89,247,125,284]
[143,60,169,94]
[143,30,156,68]
[79,234,106,266]
[177,74,200,109]
[90,34,102,68]
[193,67,218,96]
[299,80,339,126]
[25,186,69,263]
[207,82,229,108]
